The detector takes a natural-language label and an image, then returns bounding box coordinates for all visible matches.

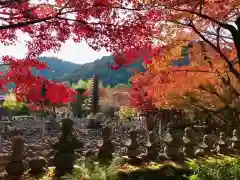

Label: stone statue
[216,132,229,154]
[162,122,183,161]
[145,131,159,161]
[231,129,240,153]
[6,136,25,176]
[97,126,114,164]
[195,134,215,156]
[182,127,197,158]
[125,129,142,165]
[52,118,84,176]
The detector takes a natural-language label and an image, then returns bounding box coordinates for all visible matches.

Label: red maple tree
[1,56,76,105]
[0,0,239,69]
[0,0,153,59]
[130,72,156,112]
[0,0,156,102]
[0,0,238,105]
[120,0,240,78]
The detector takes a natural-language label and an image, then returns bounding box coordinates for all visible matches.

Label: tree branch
[189,22,240,80]
[201,30,233,40]
[216,26,221,50]
[0,1,71,30]
[0,0,28,8]
[0,16,53,30]
[228,16,240,64]
[172,7,235,31]
[235,16,240,31]
[112,2,235,31]
[199,0,204,15]
[171,69,215,73]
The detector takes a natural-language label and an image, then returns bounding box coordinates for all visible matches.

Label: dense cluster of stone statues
[0,117,240,178]
[122,122,240,164]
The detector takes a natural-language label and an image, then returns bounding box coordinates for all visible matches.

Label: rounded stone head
[233,129,239,136]
[102,126,111,138]
[148,131,155,142]
[166,122,174,133]
[61,118,73,134]
[129,129,137,139]
[184,127,193,137]
[203,134,209,142]
[220,132,226,139]
[12,136,25,153]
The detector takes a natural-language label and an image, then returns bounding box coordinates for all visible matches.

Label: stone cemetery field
[0,117,240,180]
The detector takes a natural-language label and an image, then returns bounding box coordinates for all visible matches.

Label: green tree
[2,93,29,118]
[71,79,92,117]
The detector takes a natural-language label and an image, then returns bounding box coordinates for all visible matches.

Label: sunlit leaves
[72,79,92,90]
[2,93,25,111]
[32,4,57,18]
[118,106,136,120]
[130,54,226,111]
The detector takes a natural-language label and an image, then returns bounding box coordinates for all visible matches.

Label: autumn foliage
[0,0,154,103]
[107,0,240,75]
[0,0,154,59]
[118,0,240,112]
[0,0,239,109]
[130,40,240,112]
[2,56,76,105]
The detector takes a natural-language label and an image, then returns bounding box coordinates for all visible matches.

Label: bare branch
[171,7,235,31]
[0,16,53,30]
[216,26,221,50]
[201,30,233,40]
[188,22,240,80]
[171,69,215,74]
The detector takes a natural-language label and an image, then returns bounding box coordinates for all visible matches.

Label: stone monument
[162,122,183,161]
[231,129,240,154]
[195,134,216,156]
[125,129,142,165]
[97,126,114,164]
[6,136,25,177]
[52,118,84,176]
[145,131,159,161]
[182,127,197,158]
[216,132,229,154]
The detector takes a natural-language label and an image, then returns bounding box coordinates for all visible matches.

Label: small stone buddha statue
[6,136,25,177]
[125,129,142,165]
[97,126,114,164]
[182,127,197,158]
[162,122,183,161]
[231,129,240,153]
[195,134,215,156]
[216,132,229,154]
[52,118,84,176]
[145,131,159,161]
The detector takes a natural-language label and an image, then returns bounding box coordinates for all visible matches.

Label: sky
[0,38,110,64]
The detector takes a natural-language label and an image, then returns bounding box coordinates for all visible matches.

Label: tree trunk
[230,17,240,68]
